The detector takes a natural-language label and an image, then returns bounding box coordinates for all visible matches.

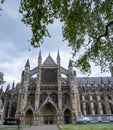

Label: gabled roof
[41,54,57,68]
[76,77,113,84]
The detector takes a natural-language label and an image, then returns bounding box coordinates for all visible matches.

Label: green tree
[0,72,5,87]
[0,72,4,85]
[20,0,113,74]
[0,0,5,12]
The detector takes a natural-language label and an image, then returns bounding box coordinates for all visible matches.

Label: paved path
[23,125,59,130]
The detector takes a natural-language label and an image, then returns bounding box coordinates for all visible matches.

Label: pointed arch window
[5,102,10,117]
[51,94,57,103]
[94,102,98,114]
[40,94,47,103]
[86,102,91,115]
[28,94,35,107]
[10,102,17,117]
[102,103,106,114]
[62,94,69,106]
[12,94,18,100]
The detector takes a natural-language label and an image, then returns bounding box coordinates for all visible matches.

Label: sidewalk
[23,125,59,130]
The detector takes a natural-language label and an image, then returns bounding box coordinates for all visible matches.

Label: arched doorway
[64,109,72,124]
[25,109,33,125]
[39,103,57,124]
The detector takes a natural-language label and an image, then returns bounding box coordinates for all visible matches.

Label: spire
[12,81,15,89]
[108,77,111,84]
[57,50,60,60]
[38,50,42,65]
[42,53,57,68]
[25,59,30,68]
[22,71,24,76]
[68,59,73,68]
[57,50,60,67]
[101,77,103,84]
[38,50,42,60]
[6,84,10,91]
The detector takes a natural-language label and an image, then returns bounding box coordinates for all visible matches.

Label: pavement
[23,125,59,130]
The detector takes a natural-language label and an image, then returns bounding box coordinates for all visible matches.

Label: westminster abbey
[0,51,113,125]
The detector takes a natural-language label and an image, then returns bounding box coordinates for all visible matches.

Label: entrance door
[44,116,54,124]
[64,109,72,124]
[25,109,33,125]
[64,116,70,124]
[40,103,57,124]
[44,116,48,124]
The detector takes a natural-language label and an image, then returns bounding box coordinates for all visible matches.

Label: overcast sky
[0,0,111,90]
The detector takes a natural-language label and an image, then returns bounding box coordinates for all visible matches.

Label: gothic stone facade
[1,52,113,125]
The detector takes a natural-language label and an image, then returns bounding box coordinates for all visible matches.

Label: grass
[0,125,31,130]
[59,123,113,130]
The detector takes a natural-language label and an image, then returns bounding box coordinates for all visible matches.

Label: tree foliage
[0,72,5,86]
[0,0,5,12]
[20,0,113,74]
[0,72,3,85]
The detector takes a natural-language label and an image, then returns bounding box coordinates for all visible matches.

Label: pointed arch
[109,103,113,114]
[25,109,33,125]
[63,105,72,114]
[92,94,97,100]
[39,102,57,124]
[62,93,70,107]
[85,95,90,100]
[86,102,91,115]
[50,93,58,104]
[64,108,72,124]
[25,105,34,114]
[8,94,11,99]
[27,94,35,107]
[39,96,58,112]
[102,103,107,114]
[93,102,98,114]
[12,94,18,100]
[10,102,17,117]
[40,93,48,104]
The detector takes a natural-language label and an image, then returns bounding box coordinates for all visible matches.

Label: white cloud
[0,0,111,92]
[2,0,20,21]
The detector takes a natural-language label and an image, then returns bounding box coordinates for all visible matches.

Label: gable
[41,54,57,68]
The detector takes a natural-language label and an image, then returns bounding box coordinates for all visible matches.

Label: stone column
[105,96,111,114]
[35,67,41,110]
[83,102,86,115]
[77,94,81,115]
[97,95,103,114]
[90,95,95,115]
[104,95,110,114]
[57,65,62,111]
[24,88,28,108]
[82,95,86,115]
